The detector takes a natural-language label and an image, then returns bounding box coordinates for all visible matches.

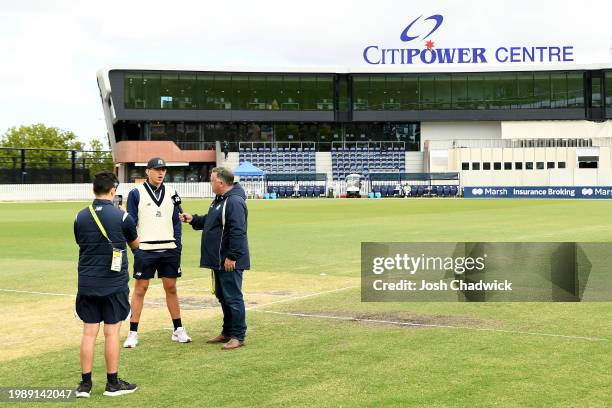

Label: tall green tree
[0,123,84,150]
[0,124,84,169]
[83,138,114,176]
[0,124,113,181]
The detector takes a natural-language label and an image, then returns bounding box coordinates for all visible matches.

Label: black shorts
[75,290,130,324]
[133,248,182,280]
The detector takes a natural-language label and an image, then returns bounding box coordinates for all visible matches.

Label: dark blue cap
[147,157,167,169]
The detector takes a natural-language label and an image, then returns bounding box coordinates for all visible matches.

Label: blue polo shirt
[74,199,138,296]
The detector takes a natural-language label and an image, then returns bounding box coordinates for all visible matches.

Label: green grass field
[2,198,612,407]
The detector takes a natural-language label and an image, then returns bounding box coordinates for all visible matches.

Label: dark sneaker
[103,378,138,397]
[76,381,92,398]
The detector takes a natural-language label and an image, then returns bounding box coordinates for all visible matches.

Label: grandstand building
[97,65,612,188]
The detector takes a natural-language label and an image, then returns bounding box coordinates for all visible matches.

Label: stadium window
[214,73,232,109]
[578,160,598,169]
[400,75,419,109]
[196,73,214,109]
[526,162,534,170]
[467,74,485,109]
[493,162,501,170]
[472,162,480,170]
[300,74,317,110]
[248,74,267,110]
[461,162,469,170]
[606,72,612,108]
[160,73,180,109]
[515,162,523,170]
[282,75,301,110]
[558,161,566,169]
[370,75,386,110]
[550,72,568,108]
[124,72,143,109]
[568,72,584,108]
[504,162,512,170]
[231,74,249,110]
[434,74,452,109]
[143,72,161,109]
[267,74,283,110]
[420,74,435,110]
[451,74,468,109]
[483,162,491,170]
[536,162,544,170]
[497,73,517,110]
[352,75,370,111]
[517,72,535,109]
[483,73,499,109]
[534,72,551,109]
[385,75,402,110]
[547,161,555,169]
[578,155,599,165]
[177,73,196,109]
[316,75,334,110]
[591,77,602,107]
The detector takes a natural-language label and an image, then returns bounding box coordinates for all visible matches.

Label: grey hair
[212,167,234,185]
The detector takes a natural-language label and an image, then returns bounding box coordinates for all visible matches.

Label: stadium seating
[369,184,460,198]
[266,184,325,198]
[239,146,316,173]
[331,147,405,181]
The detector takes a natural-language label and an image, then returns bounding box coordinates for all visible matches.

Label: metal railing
[238,141,317,150]
[0,147,113,184]
[331,141,406,150]
[428,138,604,150]
[175,141,217,150]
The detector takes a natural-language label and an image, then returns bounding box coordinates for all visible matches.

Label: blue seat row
[267,184,325,198]
[370,185,459,197]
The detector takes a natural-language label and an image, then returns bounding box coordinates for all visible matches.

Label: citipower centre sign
[363,14,574,65]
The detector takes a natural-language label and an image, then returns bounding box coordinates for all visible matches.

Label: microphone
[171,193,184,213]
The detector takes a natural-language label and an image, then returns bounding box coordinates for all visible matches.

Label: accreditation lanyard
[88,205,123,272]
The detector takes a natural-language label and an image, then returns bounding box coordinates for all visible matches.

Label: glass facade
[344,123,419,150]
[606,72,612,107]
[133,122,420,151]
[123,70,611,111]
[116,69,609,155]
[352,71,585,110]
[125,72,334,111]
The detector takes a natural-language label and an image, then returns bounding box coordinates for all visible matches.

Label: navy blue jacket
[190,183,250,270]
[74,199,138,296]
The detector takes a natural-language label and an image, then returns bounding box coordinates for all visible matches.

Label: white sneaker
[171,327,192,343]
[123,331,138,348]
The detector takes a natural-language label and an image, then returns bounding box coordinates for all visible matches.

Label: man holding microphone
[180,167,250,350]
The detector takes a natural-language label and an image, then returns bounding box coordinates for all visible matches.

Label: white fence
[0,183,214,202]
[0,181,366,201]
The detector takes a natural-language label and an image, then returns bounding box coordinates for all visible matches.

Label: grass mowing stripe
[247,285,358,310]
[0,288,73,297]
[256,310,611,342]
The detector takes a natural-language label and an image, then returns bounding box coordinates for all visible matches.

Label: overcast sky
[1,0,610,146]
